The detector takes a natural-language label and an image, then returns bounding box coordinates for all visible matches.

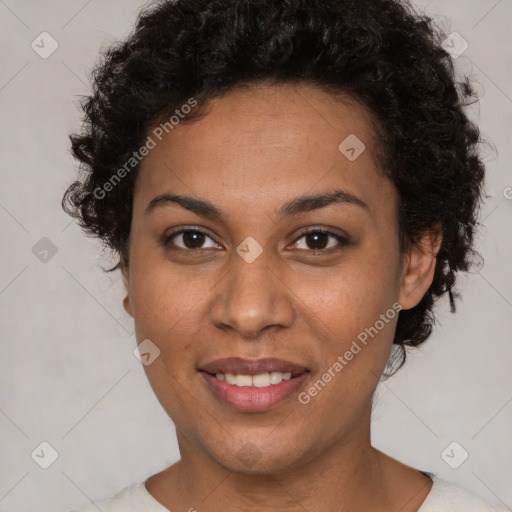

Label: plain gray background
[0,0,511,511]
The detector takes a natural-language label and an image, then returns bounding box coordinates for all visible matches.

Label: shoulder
[418,473,496,512]
[67,473,497,512]
[68,481,169,512]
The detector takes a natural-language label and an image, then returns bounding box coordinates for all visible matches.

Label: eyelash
[162,226,350,254]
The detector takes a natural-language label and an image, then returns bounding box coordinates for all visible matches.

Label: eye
[163,228,221,250]
[291,229,350,252]
[162,227,350,253]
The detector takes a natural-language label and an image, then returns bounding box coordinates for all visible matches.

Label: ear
[121,264,133,318]
[398,227,442,310]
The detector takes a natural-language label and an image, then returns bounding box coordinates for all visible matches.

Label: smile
[198,357,310,412]
[215,371,292,387]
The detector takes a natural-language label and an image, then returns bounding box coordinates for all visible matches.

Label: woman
[63,0,494,510]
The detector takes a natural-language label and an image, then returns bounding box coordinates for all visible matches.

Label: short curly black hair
[62,0,487,375]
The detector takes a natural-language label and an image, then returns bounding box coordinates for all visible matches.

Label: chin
[207,438,311,476]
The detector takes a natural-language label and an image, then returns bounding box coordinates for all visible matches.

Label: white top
[70,473,496,511]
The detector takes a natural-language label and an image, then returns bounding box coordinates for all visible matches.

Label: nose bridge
[210,247,295,338]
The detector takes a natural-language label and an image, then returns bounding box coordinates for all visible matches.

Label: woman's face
[123,82,436,473]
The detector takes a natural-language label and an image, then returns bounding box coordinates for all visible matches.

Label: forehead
[134,82,394,221]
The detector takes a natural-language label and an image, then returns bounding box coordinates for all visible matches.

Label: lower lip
[200,372,309,412]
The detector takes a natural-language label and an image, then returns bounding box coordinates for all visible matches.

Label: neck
[149,414,401,511]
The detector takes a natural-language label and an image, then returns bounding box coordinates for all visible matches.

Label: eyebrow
[145,189,369,220]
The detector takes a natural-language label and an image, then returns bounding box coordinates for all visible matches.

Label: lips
[198,357,310,412]
[198,357,308,376]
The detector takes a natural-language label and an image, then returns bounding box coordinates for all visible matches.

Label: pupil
[184,231,204,249]
[306,232,327,250]
[180,231,329,250]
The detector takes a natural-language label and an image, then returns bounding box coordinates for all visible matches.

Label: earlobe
[121,265,133,317]
[123,294,133,317]
[398,228,442,310]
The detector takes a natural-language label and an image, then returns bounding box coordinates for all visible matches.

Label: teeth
[252,373,271,387]
[271,371,291,384]
[225,373,236,385]
[235,374,253,387]
[215,371,293,387]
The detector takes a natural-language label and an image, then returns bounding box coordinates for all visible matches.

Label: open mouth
[197,358,310,412]
[203,370,300,388]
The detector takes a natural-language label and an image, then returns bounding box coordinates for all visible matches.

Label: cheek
[129,266,210,423]
[129,258,209,359]
[296,251,399,338]
[291,245,400,390]
[296,272,397,422]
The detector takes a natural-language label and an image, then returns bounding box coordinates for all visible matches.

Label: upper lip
[199,357,309,376]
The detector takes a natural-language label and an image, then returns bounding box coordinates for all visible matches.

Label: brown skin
[122,82,441,511]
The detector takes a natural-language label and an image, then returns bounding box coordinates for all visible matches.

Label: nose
[209,253,296,339]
